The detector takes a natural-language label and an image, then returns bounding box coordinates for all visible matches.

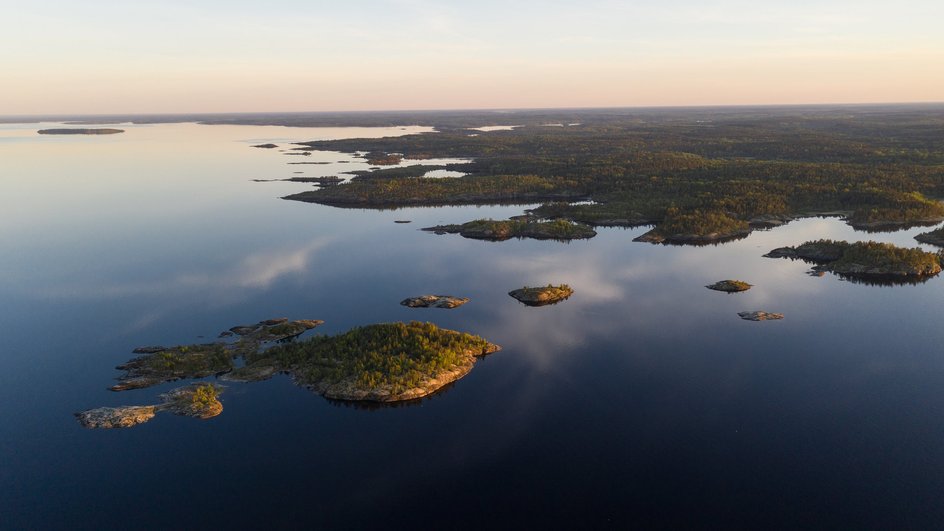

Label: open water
[3,122,944,529]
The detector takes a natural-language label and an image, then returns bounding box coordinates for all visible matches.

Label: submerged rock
[508,284,574,306]
[401,295,470,309]
[706,280,752,293]
[738,311,784,321]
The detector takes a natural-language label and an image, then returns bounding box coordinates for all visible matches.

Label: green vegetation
[423,218,596,241]
[109,319,498,403]
[915,226,944,247]
[766,239,943,280]
[347,164,465,180]
[245,321,498,399]
[508,284,574,306]
[190,384,219,409]
[112,318,323,391]
[706,280,752,293]
[287,173,585,207]
[280,107,944,243]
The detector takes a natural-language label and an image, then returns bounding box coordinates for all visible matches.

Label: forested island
[279,106,944,244]
[765,240,943,281]
[77,319,499,427]
[38,128,124,135]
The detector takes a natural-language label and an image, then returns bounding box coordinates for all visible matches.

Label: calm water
[3,122,944,529]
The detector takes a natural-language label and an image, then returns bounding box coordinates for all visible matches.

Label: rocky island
[706,280,752,293]
[76,383,223,429]
[509,284,574,306]
[401,295,470,308]
[423,218,596,241]
[738,311,784,321]
[111,318,322,391]
[79,318,500,427]
[38,128,124,135]
[765,240,943,281]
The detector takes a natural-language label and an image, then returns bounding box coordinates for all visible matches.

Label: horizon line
[3,100,944,121]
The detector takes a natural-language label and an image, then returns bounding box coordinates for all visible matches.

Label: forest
[281,105,944,241]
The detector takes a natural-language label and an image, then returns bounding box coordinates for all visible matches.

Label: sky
[2,0,942,114]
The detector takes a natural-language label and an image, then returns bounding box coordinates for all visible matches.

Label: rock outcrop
[401,295,470,309]
[706,280,752,293]
[738,311,784,321]
[508,284,574,306]
[76,384,223,429]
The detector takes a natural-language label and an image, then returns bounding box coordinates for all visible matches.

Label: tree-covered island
[77,319,499,427]
[766,240,943,281]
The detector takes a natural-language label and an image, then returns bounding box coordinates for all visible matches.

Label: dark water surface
[3,122,944,529]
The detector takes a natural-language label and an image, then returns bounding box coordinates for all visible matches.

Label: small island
[915,227,944,247]
[738,311,784,321]
[76,383,223,429]
[509,284,574,306]
[252,143,279,148]
[633,209,750,245]
[765,240,942,281]
[706,280,752,293]
[423,218,596,241]
[38,128,124,135]
[401,295,470,309]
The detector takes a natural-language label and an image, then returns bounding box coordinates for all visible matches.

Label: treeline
[284,108,944,238]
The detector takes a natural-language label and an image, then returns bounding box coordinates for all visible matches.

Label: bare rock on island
[76,383,223,429]
[401,295,470,309]
[738,311,784,321]
[509,284,574,306]
[706,280,752,293]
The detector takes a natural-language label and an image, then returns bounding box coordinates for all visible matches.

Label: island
[423,218,596,241]
[509,284,574,306]
[401,295,470,308]
[78,319,500,428]
[706,280,752,293]
[75,383,223,429]
[738,311,784,321]
[238,321,500,402]
[111,318,322,391]
[252,143,279,148]
[38,128,124,135]
[915,227,944,247]
[765,240,943,281]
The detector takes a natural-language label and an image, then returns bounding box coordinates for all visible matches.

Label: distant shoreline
[37,128,124,135]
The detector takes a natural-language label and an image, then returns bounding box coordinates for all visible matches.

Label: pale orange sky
[3,0,942,114]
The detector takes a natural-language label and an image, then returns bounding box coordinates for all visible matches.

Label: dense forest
[280,105,944,242]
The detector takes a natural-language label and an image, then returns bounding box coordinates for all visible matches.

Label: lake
[3,122,944,529]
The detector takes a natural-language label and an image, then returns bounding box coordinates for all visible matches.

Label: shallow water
[3,122,944,528]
